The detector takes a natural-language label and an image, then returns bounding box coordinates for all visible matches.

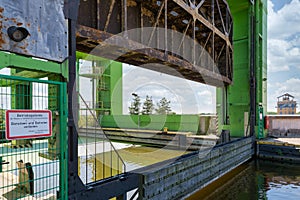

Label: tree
[155,97,172,114]
[128,93,141,115]
[142,95,154,115]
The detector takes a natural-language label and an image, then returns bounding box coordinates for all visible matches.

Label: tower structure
[277,93,297,114]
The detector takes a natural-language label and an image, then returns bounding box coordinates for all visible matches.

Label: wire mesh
[78,93,126,185]
[0,74,65,199]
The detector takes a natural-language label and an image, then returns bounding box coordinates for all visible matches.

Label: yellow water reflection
[80,145,190,182]
[118,145,189,167]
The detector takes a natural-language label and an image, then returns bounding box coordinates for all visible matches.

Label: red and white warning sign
[5,110,52,140]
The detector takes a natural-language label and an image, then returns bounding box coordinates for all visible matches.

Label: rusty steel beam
[172,0,231,48]
[76,0,233,87]
[147,0,165,46]
[76,25,231,87]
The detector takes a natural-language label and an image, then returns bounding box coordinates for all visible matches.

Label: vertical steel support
[211,0,215,72]
[250,2,256,137]
[64,0,84,198]
[122,0,128,38]
[60,82,69,199]
[217,0,267,137]
[164,0,168,57]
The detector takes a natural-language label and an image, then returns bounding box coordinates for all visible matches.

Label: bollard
[16,160,34,195]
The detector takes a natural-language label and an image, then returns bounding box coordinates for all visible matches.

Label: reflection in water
[79,144,189,183]
[79,151,123,183]
[187,160,300,200]
[119,145,189,170]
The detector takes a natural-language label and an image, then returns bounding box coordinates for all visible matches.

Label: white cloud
[122,65,215,114]
[267,0,300,73]
[267,0,300,111]
[267,78,300,111]
[268,0,300,40]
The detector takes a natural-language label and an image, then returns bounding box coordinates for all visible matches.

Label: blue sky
[123,0,300,114]
[271,0,292,11]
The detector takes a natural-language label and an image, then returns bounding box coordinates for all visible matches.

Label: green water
[188,160,300,200]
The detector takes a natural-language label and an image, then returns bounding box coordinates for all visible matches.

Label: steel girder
[76,0,233,87]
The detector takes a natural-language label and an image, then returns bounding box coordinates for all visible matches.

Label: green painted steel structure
[0,46,69,200]
[77,52,123,116]
[0,51,68,79]
[0,74,68,199]
[217,0,267,138]
[100,114,213,133]
[97,60,123,116]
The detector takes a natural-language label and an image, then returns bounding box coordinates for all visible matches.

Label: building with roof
[277,93,297,114]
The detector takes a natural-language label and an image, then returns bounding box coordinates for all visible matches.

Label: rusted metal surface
[77,25,231,86]
[77,0,233,86]
[0,0,68,62]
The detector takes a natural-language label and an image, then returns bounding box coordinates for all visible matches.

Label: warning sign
[6,110,52,140]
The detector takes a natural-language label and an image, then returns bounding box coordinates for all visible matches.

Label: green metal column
[217,0,267,138]
[76,52,123,117]
[255,0,268,138]
[59,82,68,200]
[96,59,123,116]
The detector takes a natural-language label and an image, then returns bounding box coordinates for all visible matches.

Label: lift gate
[0,74,68,199]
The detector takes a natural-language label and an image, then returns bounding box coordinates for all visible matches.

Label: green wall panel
[100,115,205,133]
[217,0,267,137]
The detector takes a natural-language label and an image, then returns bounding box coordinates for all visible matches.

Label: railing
[0,74,67,199]
[78,93,126,184]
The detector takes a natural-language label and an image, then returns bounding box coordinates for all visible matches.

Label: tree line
[128,93,174,115]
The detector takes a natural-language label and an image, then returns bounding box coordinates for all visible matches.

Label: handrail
[78,92,126,173]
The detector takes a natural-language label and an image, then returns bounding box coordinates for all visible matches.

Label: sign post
[6,110,52,140]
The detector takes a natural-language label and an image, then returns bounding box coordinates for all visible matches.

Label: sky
[122,64,216,114]
[267,0,300,112]
[123,0,300,114]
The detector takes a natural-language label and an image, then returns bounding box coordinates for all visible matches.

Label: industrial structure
[0,0,268,199]
[277,93,297,115]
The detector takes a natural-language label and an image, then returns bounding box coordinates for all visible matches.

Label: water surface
[187,160,300,200]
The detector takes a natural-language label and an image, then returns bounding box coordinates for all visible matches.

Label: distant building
[277,93,297,115]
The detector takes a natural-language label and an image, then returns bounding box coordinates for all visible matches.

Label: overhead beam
[76,25,232,87]
[76,0,233,87]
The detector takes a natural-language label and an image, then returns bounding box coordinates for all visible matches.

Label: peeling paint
[0,6,5,48]
[0,0,68,62]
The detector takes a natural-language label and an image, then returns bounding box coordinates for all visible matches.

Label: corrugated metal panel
[0,0,68,62]
[272,118,300,131]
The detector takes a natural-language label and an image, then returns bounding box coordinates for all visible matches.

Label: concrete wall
[137,137,254,199]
